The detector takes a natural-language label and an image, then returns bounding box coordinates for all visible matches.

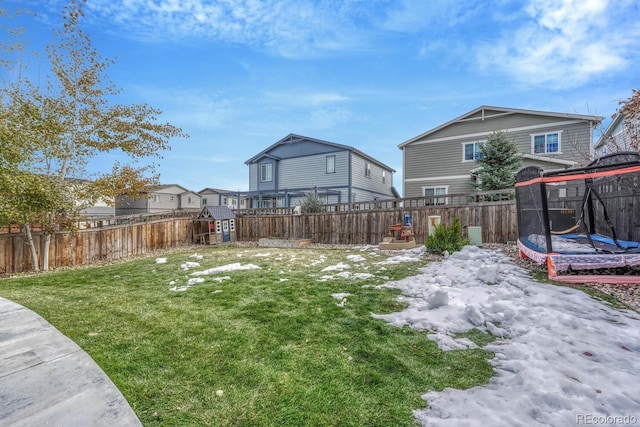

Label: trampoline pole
[540,182,553,253]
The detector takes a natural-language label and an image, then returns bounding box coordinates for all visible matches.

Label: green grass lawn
[0,245,495,426]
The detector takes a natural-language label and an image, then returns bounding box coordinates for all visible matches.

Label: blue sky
[6,0,640,196]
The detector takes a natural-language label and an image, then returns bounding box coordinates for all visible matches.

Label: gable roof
[153,184,195,194]
[594,113,625,150]
[198,187,234,195]
[398,106,604,149]
[198,206,236,220]
[246,133,395,172]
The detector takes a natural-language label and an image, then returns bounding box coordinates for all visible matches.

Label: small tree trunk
[23,223,40,272]
[42,233,51,271]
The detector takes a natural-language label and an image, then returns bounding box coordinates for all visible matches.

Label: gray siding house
[594,113,638,157]
[399,106,603,199]
[244,134,398,208]
[115,184,201,215]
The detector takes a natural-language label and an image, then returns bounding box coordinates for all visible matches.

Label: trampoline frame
[515,152,640,284]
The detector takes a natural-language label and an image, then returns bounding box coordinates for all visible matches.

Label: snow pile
[191,263,261,276]
[374,245,640,426]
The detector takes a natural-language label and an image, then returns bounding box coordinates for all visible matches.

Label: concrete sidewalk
[0,297,142,427]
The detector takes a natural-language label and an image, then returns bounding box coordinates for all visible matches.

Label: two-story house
[198,188,248,210]
[244,134,398,208]
[399,106,603,199]
[594,113,638,157]
[115,184,201,216]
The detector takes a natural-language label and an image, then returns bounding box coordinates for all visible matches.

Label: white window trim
[382,170,386,184]
[462,141,485,162]
[326,155,336,174]
[365,162,371,178]
[260,163,273,182]
[422,185,449,205]
[530,130,563,155]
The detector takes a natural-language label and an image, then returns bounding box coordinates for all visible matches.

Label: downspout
[348,151,352,203]
[401,146,405,198]
[590,121,595,161]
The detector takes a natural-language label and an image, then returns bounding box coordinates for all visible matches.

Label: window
[153,194,160,202]
[202,198,207,205]
[326,155,335,173]
[382,170,386,184]
[188,196,193,204]
[170,195,175,201]
[365,162,371,178]
[424,186,448,205]
[260,163,273,182]
[532,132,560,154]
[463,142,484,161]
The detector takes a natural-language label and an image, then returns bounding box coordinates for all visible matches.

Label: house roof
[153,184,195,194]
[198,206,236,220]
[198,187,235,195]
[594,113,625,149]
[245,133,396,172]
[398,106,604,149]
[521,153,576,167]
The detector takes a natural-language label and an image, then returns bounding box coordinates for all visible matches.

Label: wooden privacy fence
[0,201,517,274]
[0,218,194,275]
[236,201,517,246]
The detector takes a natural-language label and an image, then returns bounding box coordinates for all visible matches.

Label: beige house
[115,184,200,216]
[198,188,248,210]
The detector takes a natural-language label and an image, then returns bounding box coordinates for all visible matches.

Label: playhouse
[193,206,237,245]
[515,151,640,283]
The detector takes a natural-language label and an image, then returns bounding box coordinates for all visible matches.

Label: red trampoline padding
[515,165,640,187]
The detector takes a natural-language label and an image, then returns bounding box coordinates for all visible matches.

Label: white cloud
[307,107,356,129]
[76,0,377,58]
[476,0,638,88]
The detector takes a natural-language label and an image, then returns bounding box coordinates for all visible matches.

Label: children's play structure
[515,151,640,283]
[192,206,237,245]
[379,214,417,250]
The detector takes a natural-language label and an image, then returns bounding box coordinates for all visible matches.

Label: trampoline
[515,151,640,283]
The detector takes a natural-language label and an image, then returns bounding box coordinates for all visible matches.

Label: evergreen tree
[301,189,324,213]
[475,130,522,191]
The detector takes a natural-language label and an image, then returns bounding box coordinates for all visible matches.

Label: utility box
[427,215,441,236]
[468,226,483,246]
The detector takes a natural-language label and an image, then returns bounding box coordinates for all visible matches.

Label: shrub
[301,191,324,213]
[425,216,469,254]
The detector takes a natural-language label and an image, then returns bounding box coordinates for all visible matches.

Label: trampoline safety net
[514,151,640,278]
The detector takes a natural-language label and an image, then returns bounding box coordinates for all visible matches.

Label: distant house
[65,179,115,218]
[198,188,248,210]
[594,113,638,157]
[115,184,201,216]
[244,134,398,208]
[79,196,115,218]
[398,106,603,199]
